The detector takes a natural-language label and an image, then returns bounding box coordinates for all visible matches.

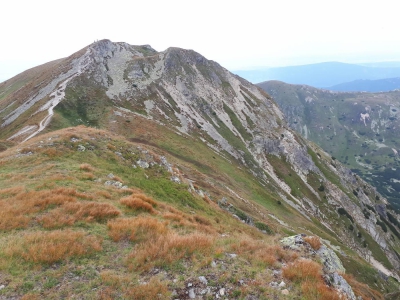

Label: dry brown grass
[5,230,102,264]
[342,273,383,300]
[79,163,95,172]
[96,190,112,199]
[21,294,40,300]
[39,202,120,228]
[120,193,158,214]
[80,172,95,180]
[120,198,155,214]
[107,217,168,242]
[282,259,322,282]
[39,209,76,228]
[42,148,61,158]
[162,212,183,222]
[194,215,211,226]
[129,232,214,271]
[301,280,341,300]
[0,187,83,230]
[65,202,121,221]
[304,235,322,250]
[230,237,298,267]
[125,278,169,299]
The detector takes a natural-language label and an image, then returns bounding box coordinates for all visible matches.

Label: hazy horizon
[2,0,400,82]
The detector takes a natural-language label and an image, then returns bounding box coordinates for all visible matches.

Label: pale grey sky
[1,0,399,82]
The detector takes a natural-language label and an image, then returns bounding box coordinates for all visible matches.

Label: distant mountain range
[328,77,400,92]
[235,61,400,89]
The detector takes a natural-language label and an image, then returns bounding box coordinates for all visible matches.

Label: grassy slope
[0,123,396,299]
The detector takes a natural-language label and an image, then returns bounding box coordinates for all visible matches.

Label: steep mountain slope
[1,40,400,298]
[328,77,400,92]
[234,62,400,87]
[259,80,400,212]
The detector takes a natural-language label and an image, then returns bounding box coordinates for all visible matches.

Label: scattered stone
[115,151,122,156]
[270,282,278,288]
[104,181,123,188]
[211,261,217,268]
[170,176,181,183]
[188,288,196,299]
[273,270,281,277]
[137,159,149,169]
[219,288,225,296]
[132,164,137,168]
[278,281,286,288]
[280,234,304,251]
[107,173,114,178]
[227,253,237,259]
[0,285,5,290]
[198,276,208,285]
[187,283,193,287]
[70,137,79,142]
[77,144,85,151]
[281,289,289,295]
[238,280,244,285]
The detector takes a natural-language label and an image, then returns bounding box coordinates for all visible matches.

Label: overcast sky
[1,0,399,82]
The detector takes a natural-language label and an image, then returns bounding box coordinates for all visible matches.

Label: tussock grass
[79,163,95,172]
[107,217,168,242]
[120,193,158,214]
[39,202,120,228]
[304,235,322,250]
[0,187,84,230]
[124,277,169,299]
[129,232,214,271]
[282,259,322,282]
[301,280,341,300]
[5,230,102,264]
[342,273,384,300]
[99,273,168,300]
[283,258,343,299]
[230,236,298,267]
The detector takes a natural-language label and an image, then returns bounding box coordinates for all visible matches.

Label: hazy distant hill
[235,62,400,87]
[259,80,400,210]
[328,77,400,92]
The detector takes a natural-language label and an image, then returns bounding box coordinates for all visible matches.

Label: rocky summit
[0,40,399,299]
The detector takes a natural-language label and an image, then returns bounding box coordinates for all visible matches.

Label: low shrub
[338,207,354,223]
[254,222,273,234]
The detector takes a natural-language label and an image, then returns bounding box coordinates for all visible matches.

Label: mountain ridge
[0,40,399,298]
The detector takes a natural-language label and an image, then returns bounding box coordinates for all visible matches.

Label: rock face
[281,234,356,300]
[1,40,400,278]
